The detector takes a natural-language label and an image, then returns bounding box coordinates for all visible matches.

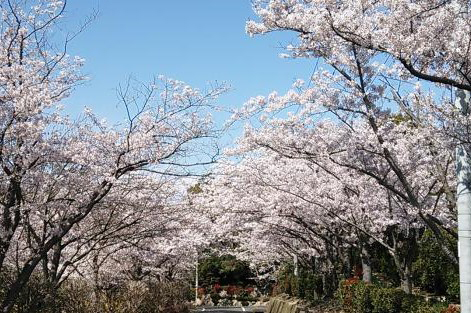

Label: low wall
[265,296,306,313]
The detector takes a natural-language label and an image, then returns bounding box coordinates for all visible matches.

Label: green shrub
[445,271,460,301]
[369,242,400,286]
[275,263,324,303]
[412,302,449,313]
[237,295,257,302]
[210,292,220,305]
[336,280,432,313]
[352,282,374,313]
[273,263,296,296]
[198,254,253,287]
[412,230,459,301]
[335,278,359,313]
[400,293,420,313]
[298,270,323,302]
[370,288,406,313]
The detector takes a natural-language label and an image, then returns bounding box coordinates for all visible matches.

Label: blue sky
[62,0,314,142]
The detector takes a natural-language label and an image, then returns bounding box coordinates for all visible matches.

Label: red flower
[213,283,222,292]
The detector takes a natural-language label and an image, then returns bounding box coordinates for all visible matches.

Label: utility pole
[456,89,471,313]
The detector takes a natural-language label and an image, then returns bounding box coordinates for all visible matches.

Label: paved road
[192,306,265,313]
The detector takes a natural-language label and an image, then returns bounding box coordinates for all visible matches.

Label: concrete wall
[265,296,306,313]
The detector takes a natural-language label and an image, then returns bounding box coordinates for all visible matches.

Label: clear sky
[62,0,314,142]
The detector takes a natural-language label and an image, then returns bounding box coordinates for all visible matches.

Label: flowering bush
[197,287,206,297]
[212,283,222,293]
[225,285,242,296]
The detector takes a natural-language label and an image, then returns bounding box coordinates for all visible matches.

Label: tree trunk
[0,248,7,273]
[1,232,68,312]
[400,264,413,294]
[361,246,372,283]
[48,241,62,286]
[92,253,101,307]
[323,244,339,297]
[391,251,414,294]
[1,258,42,313]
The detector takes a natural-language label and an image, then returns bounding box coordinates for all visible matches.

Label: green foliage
[237,295,258,302]
[210,292,220,305]
[412,230,459,301]
[444,272,460,301]
[297,269,323,302]
[369,242,400,287]
[370,287,408,313]
[273,230,459,310]
[335,279,372,313]
[352,282,374,313]
[334,280,351,311]
[413,302,450,313]
[335,280,449,313]
[274,263,323,302]
[198,254,253,287]
[273,263,297,296]
[187,183,203,194]
[390,113,412,125]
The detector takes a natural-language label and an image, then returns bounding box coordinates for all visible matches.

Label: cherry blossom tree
[34,174,180,288]
[215,1,467,292]
[203,107,456,292]
[212,32,458,293]
[0,1,227,311]
[247,0,470,92]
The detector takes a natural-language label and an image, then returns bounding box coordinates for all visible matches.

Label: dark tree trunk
[1,258,42,313]
[389,230,418,294]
